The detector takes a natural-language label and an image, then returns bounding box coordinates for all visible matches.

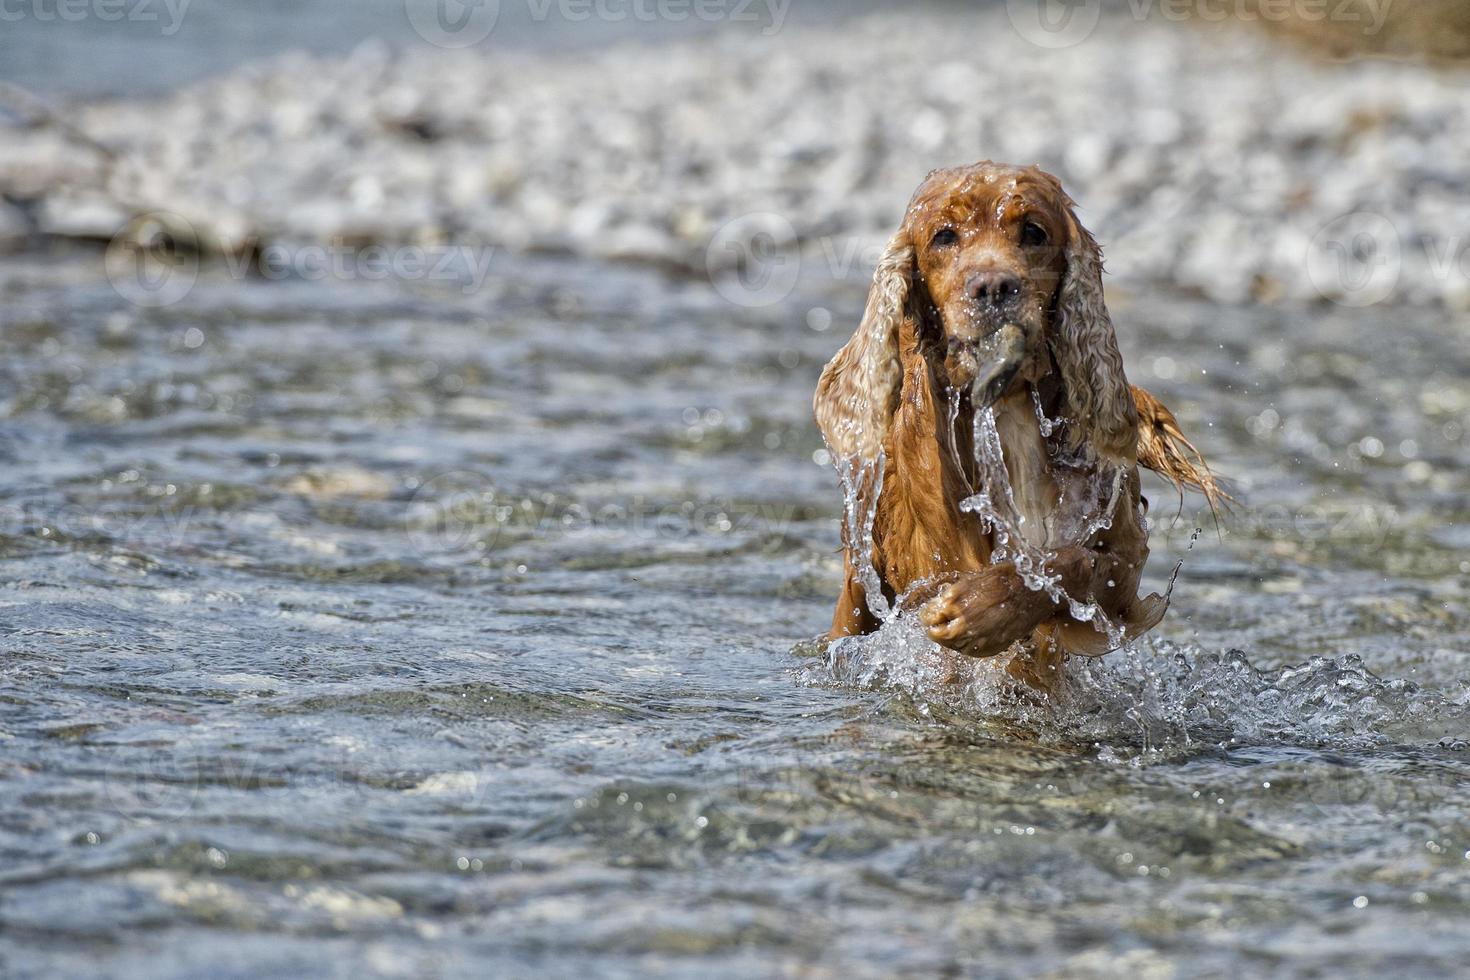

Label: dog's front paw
[919,583,969,644]
[919,582,1008,658]
[917,563,1055,659]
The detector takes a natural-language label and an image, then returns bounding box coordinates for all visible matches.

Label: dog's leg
[917,546,1094,658]
[1004,624,1068,694]
[829,558,884,638]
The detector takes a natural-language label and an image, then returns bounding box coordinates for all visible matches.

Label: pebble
[1,12,1467,306]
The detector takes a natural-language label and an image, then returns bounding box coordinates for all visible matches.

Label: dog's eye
[1020,221,1048,247]
[930,228,959,248]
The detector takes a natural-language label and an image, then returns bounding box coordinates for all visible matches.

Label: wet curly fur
[814,162,1222,690]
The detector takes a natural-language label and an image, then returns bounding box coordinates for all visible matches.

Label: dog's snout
[966,270,1022,309]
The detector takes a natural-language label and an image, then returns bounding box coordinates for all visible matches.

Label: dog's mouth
[947,323,1028,409]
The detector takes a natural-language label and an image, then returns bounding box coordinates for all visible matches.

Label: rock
[1,8,1467,306]
[0,200,28,248]
[35,191,130,241]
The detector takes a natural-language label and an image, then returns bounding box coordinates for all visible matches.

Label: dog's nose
[967,271,1021,309]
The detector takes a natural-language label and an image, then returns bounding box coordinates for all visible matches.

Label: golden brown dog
[814,161,1221,689]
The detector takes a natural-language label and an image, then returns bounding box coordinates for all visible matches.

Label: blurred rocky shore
[2,5,1469,307]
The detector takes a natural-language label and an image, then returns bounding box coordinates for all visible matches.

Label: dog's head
[815,161,1138,465]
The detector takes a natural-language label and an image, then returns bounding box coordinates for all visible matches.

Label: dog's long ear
[1051,207,1138,464]
[813,230,914,462]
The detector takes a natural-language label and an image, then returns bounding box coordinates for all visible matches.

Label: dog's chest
[992,397,1066,549]
[984,391,1114,553]
[880,378,1102,585]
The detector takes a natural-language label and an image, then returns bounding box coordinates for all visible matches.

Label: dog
[814,162,1222,689]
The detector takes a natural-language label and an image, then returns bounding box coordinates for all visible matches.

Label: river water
[0,242,1467,976]
[0,0,892,98]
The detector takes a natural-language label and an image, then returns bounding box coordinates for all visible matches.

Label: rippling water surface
[1,248,1468,977]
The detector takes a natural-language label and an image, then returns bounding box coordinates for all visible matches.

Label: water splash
[826,386,1137,652]
[1031,386,1064,437]
[958,405,1127,649]
[811,615,1455,754]
[834,453,890,621]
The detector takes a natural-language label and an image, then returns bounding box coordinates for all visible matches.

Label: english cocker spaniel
[814,161,1222,689]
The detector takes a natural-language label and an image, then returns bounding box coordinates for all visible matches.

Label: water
[1,246,1469,977]
[0,0,897,98]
